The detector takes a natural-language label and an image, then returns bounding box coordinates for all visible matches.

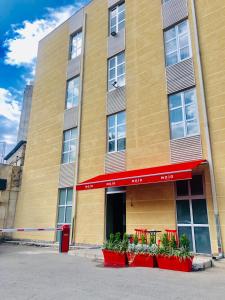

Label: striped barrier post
[0,226,70,253]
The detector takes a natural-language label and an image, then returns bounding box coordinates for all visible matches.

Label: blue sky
[0,0,90,156]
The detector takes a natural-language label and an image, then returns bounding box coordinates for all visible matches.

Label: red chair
[158,229,179,247]
[134,228,147,243]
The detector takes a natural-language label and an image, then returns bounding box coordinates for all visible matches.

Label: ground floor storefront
[75,162,219,256]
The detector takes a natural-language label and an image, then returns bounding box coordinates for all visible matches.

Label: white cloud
[0,88,21,145]
[3,4,80,68]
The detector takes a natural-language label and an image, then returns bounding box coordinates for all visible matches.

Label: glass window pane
[117,138,126,151]
[64,130,70,141]
[180,46,190,60]
[117,64,125,76]
[165,39,177,54]
[176,200,191,224]
[63,141,69,152]
[178,20,188,35]
[185,104,197,120]
[171,122,184,139]
[117,125,125,138]
[118,3,125,13]
[178,226,193,252]
[58,207,65,223]
[66,189,73,205]
[170,108,183,123]
[117,75,125,87]
[164,27,176,42]
[169,93,182,109]
[117,52,125,65]
[110,16,116,27]
[194,227,211,254]
[109,68,116,79]
[109,57,115,69]
[190,175,203,195]
[108,127,116,140]
[187,119,199,136]
[65,206,72,223]
[166,52,178,66]
[62,153,69,164]
[179,34,189,48]
[192,199,208,224]
[59,189,66,205]
[69,150,75,163]
[118,20,125,31]
[71,128,77,139]
[118,10,125,23]
[184,89,195,105]
[109,140,115,152]
[108,115,115,128]
[117,111,125,124]
[176,180,189,196]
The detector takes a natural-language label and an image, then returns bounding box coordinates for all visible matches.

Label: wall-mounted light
[112,81,118,88]
[111,31,117,37]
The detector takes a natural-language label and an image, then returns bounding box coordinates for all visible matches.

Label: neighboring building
[13,0,225,256]
[4,141,27,167]
[0,142,6,164]
[0,164,21,240]
[17,84,33,143]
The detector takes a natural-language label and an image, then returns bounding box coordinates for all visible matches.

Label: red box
[127,253,157,268]
[102,249,127,267]
[157,255,193,272]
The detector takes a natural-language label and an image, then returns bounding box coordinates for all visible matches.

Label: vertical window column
[107,111,126,152]
[62,128,78,164]
[108,52,125,91]
[109,2,125,34]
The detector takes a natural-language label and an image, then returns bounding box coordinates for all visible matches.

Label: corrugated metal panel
[67,57,81,80]
[170,135,203,163]
[63,107,78,131]
[107,86,126,115]
[105,151,126,173]
[108,28,125,58]
[166,58,195,94]
[162,0,188,29]
[59,163,75,188]
[68,9,83,34]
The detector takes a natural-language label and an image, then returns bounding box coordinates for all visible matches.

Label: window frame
[175,175,212,254]
[108,51,125,91]
[61,128,77,164]
[109,1,125,35]
[65,76,80,110]
[107,111,126,153]
[56,188,73,241]
[164,20,192,67]
[70,30,82,60]
[168,88,200,140]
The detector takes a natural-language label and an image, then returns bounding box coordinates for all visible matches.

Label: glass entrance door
[176,175,211,254]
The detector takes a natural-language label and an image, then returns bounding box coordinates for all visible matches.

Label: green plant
[169,235,177,250]
[179,234,190,251]
[103,232,129,253]
[149,235,155,246]
[133,234,138,245]
[141,234,146,245]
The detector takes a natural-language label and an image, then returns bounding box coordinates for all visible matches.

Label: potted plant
[157,234,193,272]
[127,234,158,268]
[102,232,128,267]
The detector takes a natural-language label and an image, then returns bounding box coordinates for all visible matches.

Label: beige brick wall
[13,23,69,241]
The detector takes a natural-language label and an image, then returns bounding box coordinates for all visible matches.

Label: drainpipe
[191,0,223,257]
[71,12,87,244]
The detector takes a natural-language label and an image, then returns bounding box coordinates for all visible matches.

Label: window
[62,128,77,164]
[107,111,126,152]
[66,77,80,109]
[169,88,199,140]
[56,188,73,241]
[176,176,211,254]
[108,52,125,91]
[162,0,170,3]
[164,20,191,66]
[70,31,82,59]
[109,2,125,34]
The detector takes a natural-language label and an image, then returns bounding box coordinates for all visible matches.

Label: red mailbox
[59,224,70,253]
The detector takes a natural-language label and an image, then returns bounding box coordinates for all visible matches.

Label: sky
[0,0,90,157]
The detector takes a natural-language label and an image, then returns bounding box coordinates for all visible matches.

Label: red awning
[76,159,206,191]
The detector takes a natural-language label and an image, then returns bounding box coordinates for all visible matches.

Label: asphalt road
[1,243,225,300]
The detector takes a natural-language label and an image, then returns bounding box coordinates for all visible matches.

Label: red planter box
[127,252,157,268]
[157,255,193,272]
[102,249,127,267]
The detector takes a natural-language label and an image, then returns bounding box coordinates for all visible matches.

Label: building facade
[13,0,225,256]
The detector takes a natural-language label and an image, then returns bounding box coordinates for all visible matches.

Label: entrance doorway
[176,175,211,254]
[106,192,126,240]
